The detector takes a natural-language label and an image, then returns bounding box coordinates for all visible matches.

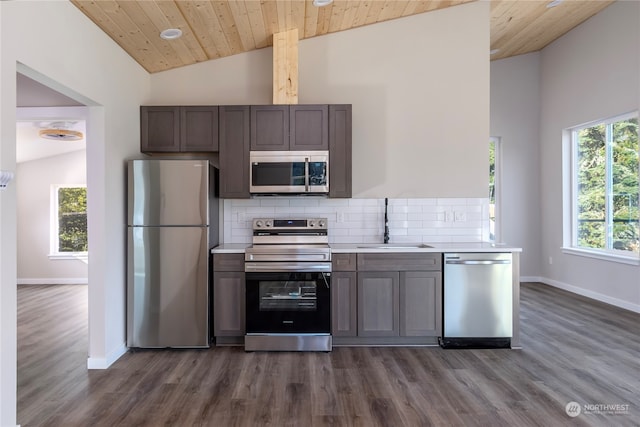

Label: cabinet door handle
[305,157,309,192]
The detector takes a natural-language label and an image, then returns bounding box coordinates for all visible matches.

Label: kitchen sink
[357,244,433,249]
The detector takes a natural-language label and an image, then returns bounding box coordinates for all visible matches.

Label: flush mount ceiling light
[38,121,84,141]
[490,49,500,55]
[547,0,564,8]
[160,28,182,40]
[313,0,333,7]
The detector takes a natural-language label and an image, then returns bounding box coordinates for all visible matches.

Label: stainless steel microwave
[249,151,329,195]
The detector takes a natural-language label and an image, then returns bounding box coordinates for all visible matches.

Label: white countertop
[330,242,522,253]
[212,242,521,254]
[210,244,250,253]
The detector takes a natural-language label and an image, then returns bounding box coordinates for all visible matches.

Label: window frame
[563,111,640,265]
[49,184,88,261]
[489,136,502,243]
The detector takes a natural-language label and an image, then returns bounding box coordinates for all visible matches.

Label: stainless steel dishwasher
[441,253,513,348]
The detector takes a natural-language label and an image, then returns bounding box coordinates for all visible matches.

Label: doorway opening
[15,70,91,424]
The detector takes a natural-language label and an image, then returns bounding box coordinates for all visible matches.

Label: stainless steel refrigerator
[127,159,218,348]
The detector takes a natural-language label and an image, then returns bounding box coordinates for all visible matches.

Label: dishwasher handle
[445,259,511,265]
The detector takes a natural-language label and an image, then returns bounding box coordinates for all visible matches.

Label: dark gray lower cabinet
[355,252,443,338]
[331,272,357,337]
[332,254,357,337]
[358,272,400,337]
[213,271,245,337]
[357,270,442,338]
[400,271,442,336]
[213,253,245,337]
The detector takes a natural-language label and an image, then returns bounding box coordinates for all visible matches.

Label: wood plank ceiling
[70,0,615,74]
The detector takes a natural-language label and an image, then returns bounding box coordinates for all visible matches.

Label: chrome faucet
[384,197,390,244]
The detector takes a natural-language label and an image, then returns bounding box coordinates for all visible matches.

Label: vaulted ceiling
[69,0,614,74]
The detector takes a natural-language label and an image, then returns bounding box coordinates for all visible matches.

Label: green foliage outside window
[58,187,87,252]
[489,139,496,242]
[576,117,639,253]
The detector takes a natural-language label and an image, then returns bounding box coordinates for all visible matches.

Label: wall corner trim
[87,342,127,370]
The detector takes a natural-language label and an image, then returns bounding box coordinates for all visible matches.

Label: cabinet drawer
[332,253,356,271]
[213,253,245,271]
[357,253,441,271]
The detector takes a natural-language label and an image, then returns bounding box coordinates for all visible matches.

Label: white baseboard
[87,342,127,370]
[533,277,640,313]
[520,276,543,283]
[18,278,88,285]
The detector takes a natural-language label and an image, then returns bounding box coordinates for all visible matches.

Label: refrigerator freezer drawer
[128,160,209,226]
[127,226,209,348]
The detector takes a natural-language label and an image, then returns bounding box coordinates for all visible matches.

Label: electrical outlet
[445,211,454,222]
[548,256,553,265]
[238,212,245,223]
[454,211,466,222]
[337,211,345,223]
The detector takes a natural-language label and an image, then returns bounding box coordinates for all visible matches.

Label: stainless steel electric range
[244,218,331,352]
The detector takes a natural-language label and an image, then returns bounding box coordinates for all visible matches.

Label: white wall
[17,150,88,283]
[150,2,491,199]
[539,1,640,310]
[490,52,542,277]
[1,2,150,425]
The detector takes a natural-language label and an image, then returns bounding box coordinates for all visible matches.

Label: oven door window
[259,280,317,311]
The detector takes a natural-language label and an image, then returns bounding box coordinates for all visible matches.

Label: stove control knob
[308,220,315,227]
[265,220,273,227]
[318,219,326,228]
[255,220,264,228]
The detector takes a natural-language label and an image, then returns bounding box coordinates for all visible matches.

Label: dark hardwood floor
[17,283,639,426]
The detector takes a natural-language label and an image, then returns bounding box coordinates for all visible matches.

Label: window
[489,137,501,242]
[567,113,639,260]
[50,185,87,259]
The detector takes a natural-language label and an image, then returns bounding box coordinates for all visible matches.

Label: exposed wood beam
[272,28,299,105]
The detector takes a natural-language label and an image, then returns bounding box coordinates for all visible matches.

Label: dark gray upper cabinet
[140,106,180,152]
[250,105,329,151]
[140,103,352,199]
[290,105,328,150]
[181,106,219,152]
[141,106,218,153]
[250,105,289,151]
[329,104,352,198]
[248,104,351,197]
[219,106,251,198]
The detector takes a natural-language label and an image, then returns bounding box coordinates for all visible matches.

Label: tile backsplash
[222,198,491,244]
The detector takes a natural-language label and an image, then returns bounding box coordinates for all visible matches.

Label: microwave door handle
[305,157,309,192]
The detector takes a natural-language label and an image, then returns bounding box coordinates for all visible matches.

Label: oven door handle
[245,262,332,273]
[321,272,330,289]
[245,253,331,262]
